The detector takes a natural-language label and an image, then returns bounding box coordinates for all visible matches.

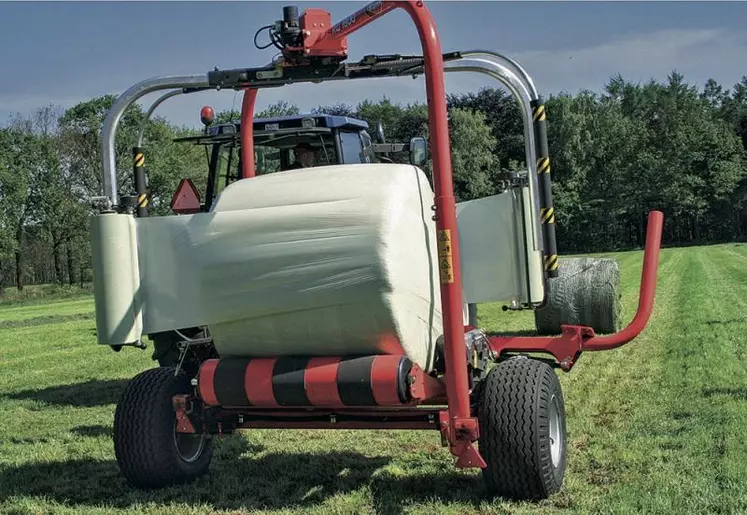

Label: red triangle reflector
[170,178,202,214]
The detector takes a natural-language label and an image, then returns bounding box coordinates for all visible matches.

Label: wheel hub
[173,421,206,463]
[548,393,563,467]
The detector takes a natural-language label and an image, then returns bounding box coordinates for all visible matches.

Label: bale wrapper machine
[90,0,664,500]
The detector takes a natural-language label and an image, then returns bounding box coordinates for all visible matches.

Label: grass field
[2,243,747,514]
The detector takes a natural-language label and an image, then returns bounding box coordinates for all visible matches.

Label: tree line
[1,71,746,294]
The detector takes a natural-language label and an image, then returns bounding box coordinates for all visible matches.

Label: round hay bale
[534,257,622,335]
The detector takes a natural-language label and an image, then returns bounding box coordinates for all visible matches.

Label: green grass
[0,283,93,308]
[2,243,747,514]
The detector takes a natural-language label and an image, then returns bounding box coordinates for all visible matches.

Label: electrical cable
[254,24,277,50]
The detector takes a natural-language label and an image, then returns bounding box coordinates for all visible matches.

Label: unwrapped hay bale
[534,257,622,335]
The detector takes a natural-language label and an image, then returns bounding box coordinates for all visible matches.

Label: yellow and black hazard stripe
[531,97,559,278]
[132,146,149,217]
[537,156,551,174]
[540,207,555,224]
[544,254,559,272]
[532,103,546,122]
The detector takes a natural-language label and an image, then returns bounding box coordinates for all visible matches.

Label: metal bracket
[438,412,486,469]
[173,395,197,434]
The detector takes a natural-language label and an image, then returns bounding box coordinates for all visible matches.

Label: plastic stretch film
[134,164,445,371]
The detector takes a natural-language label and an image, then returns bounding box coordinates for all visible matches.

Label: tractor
[89,0,664,501]
[169,111,427,214]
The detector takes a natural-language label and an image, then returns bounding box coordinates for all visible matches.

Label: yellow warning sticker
[437,230,452,257]
[437,230,455,283]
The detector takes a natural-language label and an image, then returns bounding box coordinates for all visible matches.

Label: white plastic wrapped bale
[182,163,443,371]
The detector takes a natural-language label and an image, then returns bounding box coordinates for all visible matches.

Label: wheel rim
[173,421,206,463]
[549,394,563,467]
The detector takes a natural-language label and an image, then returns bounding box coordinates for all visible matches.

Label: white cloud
[506,28,747,95]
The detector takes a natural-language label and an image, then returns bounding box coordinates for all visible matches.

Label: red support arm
[396,2,478,464]
[294,0,478,465]
[584,210,664,350]
[240,88,258,179]
[320,2,397,43]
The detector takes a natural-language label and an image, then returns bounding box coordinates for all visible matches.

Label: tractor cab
[173,111,428,212]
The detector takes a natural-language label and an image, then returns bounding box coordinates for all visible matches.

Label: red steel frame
[216,0,663,469]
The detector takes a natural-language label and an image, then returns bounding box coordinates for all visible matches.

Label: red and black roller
[197,355,414,408]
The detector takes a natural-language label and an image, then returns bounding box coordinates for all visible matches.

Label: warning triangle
[440,259,451,269]
[439,231,450,241]
[171,178,202,214]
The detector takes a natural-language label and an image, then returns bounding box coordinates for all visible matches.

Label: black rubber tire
[478,357,567,500]
[113,367,214,489]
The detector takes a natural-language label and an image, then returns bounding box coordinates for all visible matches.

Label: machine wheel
[113,367,213,489]
[478,357,566,500]
[534,256,621,335]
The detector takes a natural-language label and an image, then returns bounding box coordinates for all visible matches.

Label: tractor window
[288,144,338,168]
[360,131,374,163]
[339,131,364,164]
[209,143,280,199]
[255,145,281,175]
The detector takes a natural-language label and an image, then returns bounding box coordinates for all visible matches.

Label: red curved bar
[583,210,664,350]
[240,88,258,179]
[487,210,664,371]
[398,1,471,436]
[228,0,476,463]
[319,0,472,438]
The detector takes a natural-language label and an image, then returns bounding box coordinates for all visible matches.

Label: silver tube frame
[101,74,209,207]
[441,57,543,252]
[136,89,185,148]
[100,53,545,233]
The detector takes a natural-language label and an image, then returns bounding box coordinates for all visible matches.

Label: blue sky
[1,1,745,128]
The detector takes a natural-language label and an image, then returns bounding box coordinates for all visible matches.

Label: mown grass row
[1,244,746,514]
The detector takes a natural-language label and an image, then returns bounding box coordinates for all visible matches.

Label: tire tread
[478,357,565,500]
[113,367,213,489]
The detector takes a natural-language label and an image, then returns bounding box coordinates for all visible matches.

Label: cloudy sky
[1,1,745,128]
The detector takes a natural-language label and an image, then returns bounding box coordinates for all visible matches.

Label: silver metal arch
[101,74,209,206]
[99,52,544,232]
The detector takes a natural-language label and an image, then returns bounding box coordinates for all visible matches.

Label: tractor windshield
[198,130,339,209]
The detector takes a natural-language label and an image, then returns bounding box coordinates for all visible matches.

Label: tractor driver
[287,142,315,170]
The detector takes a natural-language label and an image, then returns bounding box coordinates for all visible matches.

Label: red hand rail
[583,210,664,351]
[488,210,664,371]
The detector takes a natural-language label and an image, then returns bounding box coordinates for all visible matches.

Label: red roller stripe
[198,359,220,406]
[375,333,406,355]
[244,358,278,407]
[304,357,342,406]
[370,355,405,406]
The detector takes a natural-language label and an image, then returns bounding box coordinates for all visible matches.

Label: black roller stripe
[214,358,252,407]
[337,356,377,406]
[395,356,413,404]
[272,357,312,406]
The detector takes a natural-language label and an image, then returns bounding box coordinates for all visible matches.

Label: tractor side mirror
[375,121,386,144]
[409,137,428,167]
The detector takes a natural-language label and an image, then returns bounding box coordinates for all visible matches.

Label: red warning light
[200,106,215,127]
